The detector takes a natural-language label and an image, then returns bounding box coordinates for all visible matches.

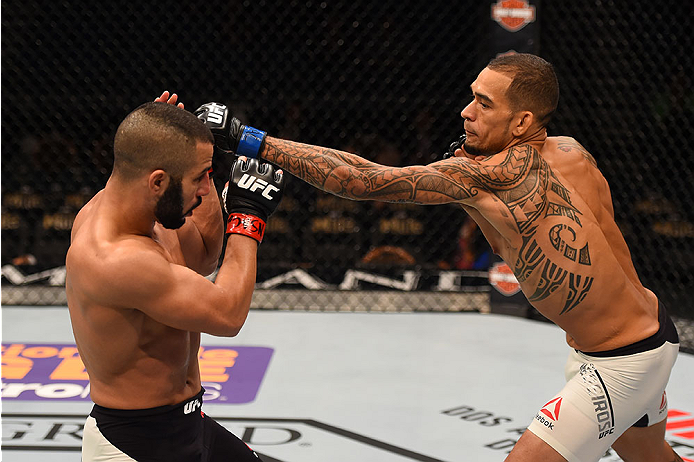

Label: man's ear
[512,111,535,137]
[148,169,169,194]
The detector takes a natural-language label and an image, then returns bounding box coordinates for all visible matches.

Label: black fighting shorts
[82,388,261,461]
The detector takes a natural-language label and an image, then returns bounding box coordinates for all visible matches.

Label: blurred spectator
[652,67,694,125]
[30,132,79,197]
[449,216,492,270]
[404,106,437,165]
[277,100,305,141]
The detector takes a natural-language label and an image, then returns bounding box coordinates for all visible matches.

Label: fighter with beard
[65,93,284,461]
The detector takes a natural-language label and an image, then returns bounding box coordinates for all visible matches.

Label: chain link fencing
[2,1,692,346]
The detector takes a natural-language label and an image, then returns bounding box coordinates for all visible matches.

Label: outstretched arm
[262,136,487,205]
[191,101,538,210]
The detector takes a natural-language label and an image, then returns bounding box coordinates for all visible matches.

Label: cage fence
[1,1,692,349]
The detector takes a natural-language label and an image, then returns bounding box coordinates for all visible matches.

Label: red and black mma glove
[195,102,266,159]
[443,133,466,159]
[221,157,284,244]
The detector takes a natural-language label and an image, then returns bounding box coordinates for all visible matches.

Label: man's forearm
[182,181,225,275]
[262,136,477,205]
[263,136,375,197]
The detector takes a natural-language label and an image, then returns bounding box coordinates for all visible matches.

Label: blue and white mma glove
[194,102,267,159]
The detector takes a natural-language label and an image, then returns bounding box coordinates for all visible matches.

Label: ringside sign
[1,343,273,404]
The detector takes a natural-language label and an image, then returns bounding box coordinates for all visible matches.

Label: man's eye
[198,168,213,181]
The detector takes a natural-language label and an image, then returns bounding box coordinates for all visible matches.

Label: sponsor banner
[487,255,532,316]
[488,0,540,59]
[441,403,694,460]
[1,343,272,404]
[3,406,694,460]
[1,264,490,292]
[1,414,445,461]
[488,262,521,296]
[491,0,536,32]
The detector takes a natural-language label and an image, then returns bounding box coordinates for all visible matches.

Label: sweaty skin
[259,134,658,352]
[66,136,258,410]
[252,64,675,461]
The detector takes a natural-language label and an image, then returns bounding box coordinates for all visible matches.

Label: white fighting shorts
[527,302,679,462]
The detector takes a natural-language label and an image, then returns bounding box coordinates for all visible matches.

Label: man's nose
[461,101,474,121]
[199,174,211,196]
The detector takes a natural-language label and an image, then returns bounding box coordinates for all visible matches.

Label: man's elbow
[192,252,221,277]
[209,302,250,337]
[209,319,244,337]
[217,325,243,337]
[199,258,220,278]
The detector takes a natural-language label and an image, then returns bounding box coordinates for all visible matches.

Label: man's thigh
[203,415,261,461]
[505,429,566,462]
[612,420,679,462]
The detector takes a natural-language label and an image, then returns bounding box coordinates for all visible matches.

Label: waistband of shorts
[90,387,204,418]
[579,301,679,358]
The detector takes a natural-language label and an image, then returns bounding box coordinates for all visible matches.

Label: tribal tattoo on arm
[264,138,595,314]
[263,137,485,204]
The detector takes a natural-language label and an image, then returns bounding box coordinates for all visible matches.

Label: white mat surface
[2,307,693,461]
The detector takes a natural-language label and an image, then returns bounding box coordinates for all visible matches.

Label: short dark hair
[487,53,559,127]
[113,102,214,180]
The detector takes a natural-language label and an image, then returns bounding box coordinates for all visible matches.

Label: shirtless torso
[226,53,679,461]
[67,96,282,461]
[459,136,658,351]
[66,190,203,409]
[260,134,658,353]
[65,133,258,411]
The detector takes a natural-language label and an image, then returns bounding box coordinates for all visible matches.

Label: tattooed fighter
[195,53,682,461]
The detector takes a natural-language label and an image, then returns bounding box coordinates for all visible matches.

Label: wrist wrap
[236,126,266,158]
[226,213,266,243]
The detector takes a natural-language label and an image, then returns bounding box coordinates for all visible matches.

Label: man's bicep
[422,160,490,205]
[101,252,220,331]
[175,220,211,273]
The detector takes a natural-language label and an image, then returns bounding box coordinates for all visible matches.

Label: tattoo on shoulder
[557,139,598,168]
[489,145,595,314]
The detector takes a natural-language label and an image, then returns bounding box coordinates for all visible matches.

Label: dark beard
[463,142,488,157]
[154,177,186,229]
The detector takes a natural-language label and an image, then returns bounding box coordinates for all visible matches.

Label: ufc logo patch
[238,174,279,200]
[205,103,226,126]
[183,399,201,415]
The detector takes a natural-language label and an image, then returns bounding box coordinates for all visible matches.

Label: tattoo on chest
[483,145,595,314]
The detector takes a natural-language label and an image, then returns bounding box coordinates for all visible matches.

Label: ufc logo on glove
[237,174,280,200]
[205,103,227,126]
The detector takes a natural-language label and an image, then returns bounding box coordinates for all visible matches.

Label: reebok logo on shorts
[535,397,562,430]
[659,391,668,415]
[540,397,562,421]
